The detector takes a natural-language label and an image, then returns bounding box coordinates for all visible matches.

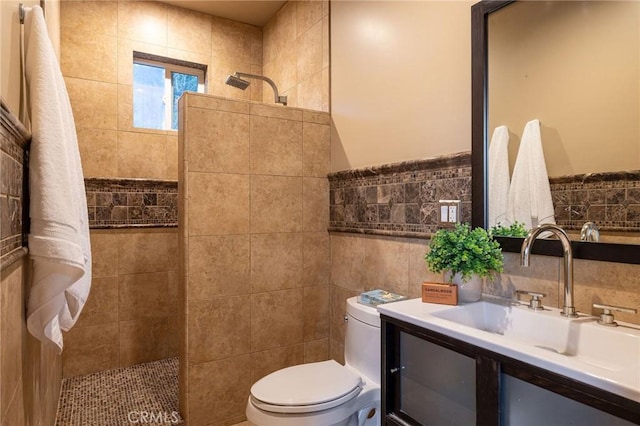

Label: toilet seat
[250,360,364,414]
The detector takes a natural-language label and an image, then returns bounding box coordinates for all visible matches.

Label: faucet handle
[592,303,637,327]
[516,290,546,311]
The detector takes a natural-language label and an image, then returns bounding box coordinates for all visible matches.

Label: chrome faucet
[520,224,578,318]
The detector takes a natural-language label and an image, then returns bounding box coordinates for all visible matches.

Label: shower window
[132,53,206,131]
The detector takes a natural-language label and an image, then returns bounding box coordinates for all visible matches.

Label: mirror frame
[471,0,640,265]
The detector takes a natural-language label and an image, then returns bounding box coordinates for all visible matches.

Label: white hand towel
[507,119,556,233]
[23,6,92,352]
[488,125,510,228]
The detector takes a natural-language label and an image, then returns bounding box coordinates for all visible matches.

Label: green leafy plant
[425,223,504,283]
[489,221,529,238]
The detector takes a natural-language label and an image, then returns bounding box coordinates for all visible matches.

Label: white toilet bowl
[246,297,382,426]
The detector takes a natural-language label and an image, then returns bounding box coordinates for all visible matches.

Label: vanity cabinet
[381,315,640,426]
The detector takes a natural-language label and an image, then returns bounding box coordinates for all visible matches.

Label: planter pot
[445,271,483,303]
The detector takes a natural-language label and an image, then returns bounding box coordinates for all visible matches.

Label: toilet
[246,296,381,426]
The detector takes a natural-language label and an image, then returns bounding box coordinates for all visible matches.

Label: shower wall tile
[303,121,331,177]
[250,175,303,233]
[118,271,177,320]
[117,1,168,46]
[74,277,119,328]
[186,108,250,174]
[188,355,252,426]
[303,177,330,231]
[117,131,168,179]
[117,231,177,275]
[250,289,304,352]
[61,31,117,83]
[76,128,118,178]
[297,0,324,35]
[1,261,24,418]
[188,172,250,236]
[188,235,251,300]
[302,232,331,287]
[250,233,303,293]
[167,6,212,56]
[250,344,304,385]
[166,135,179,180]
[297,20,323,83]
[119,316,178,367]
[304,338,330,364]
[65,77,117,130]
[62,323,120,377]
[250,115,303,176]
[116,38,168,86]
[188,296,251,365]
[60,1,118,38]
[181,94,330,425]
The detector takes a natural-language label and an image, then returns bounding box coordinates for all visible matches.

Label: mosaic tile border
[329,152,472,238]
[85,178,178,229]
[550,171,640,232]
[1,100,29,271]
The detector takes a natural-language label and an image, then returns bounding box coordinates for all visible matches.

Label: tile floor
[55,357,182,425]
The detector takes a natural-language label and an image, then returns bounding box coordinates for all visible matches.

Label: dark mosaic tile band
[1,100,29,271]
[85,178,178,229]
[550,171,640,232]
[329,152,472,238]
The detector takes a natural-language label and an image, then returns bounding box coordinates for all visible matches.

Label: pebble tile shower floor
[55,358,183,426]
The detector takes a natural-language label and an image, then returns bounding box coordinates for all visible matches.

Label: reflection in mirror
[471,0,640,264]
[486,1,640,244]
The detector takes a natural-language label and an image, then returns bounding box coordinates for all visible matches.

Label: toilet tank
[344,297,381,385]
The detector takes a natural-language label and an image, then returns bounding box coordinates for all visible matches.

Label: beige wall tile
[304,338,329,364]
[118,1,168,46]
[189,235,250,300]
[250,233,303,293]
[188,172,250,236]
[188,296,251,365]
[322,15,329,70]
[250,102,302,122]
[117,231,176,275]
[60,1,118,37]
[62,323,119,377]
[2,381,25,426]
[119,272,176,321]
[330,233,366,291]
[65,77,117,130]
[302,121,330,177]
[186,108,250,174]
[298,70,324,112]
[119,316,178,367]
[303,285,329,341]
[408,238,438,298]
[363,236,410,295]
[167,6,212,56]
[90,231,118,277]
[77,128,118,178]
[75,277,118,328]
[117,131,168,179]
[61,31,117,83]
[167,135,179,180]
[251,289,304,352]
[303,232,330,286]
[329,286,358,352]
[250,115,302,176]
[250,175,302,233]
[297,20,323,83]
[1,263,23,418]
[330,337,345,365]
[183,93,251,114]
[188,355,251,426]
[207,57,254,102]
[211,16,261,65]
[297,1,324,35]
[117,38,168,85]
[250,344,304,385]
[262,1,296,66]
[303,177,329,232]
[303,110,331,125]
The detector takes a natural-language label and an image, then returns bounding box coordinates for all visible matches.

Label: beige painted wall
[489,1,640,177]
[1,0,59,119]
[330,0,473,172]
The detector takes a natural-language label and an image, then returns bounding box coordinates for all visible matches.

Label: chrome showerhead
[223,72,287,106]
[224,74,251,90]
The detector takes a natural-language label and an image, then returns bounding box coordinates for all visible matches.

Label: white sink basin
[378,298,640,402]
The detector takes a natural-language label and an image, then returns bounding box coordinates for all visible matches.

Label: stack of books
[357,289,407,307]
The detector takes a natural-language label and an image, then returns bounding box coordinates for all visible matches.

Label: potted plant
[425,223,504,302]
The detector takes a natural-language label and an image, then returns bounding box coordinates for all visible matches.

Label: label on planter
[422,282,458,305]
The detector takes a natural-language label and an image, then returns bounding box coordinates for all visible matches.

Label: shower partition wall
[178,93,331,425]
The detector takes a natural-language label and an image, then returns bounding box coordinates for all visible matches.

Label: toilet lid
[250,360,363,414]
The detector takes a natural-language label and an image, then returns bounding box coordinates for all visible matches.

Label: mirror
[471,0,640,264]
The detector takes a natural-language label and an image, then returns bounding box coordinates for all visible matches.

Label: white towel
[488,125,510,228]
[507,119,556,232]
[24,6,91,352]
